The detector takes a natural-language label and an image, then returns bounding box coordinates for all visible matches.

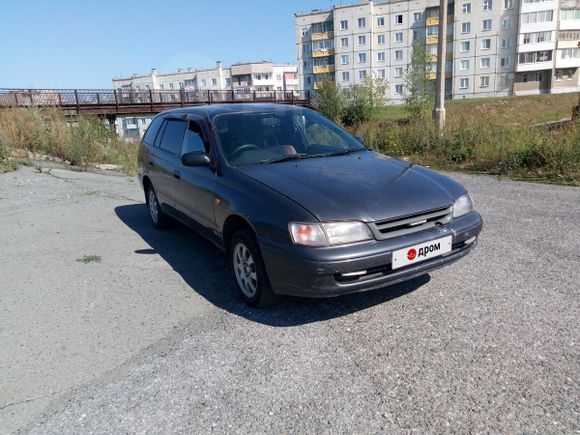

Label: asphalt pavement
[0,166,578,434]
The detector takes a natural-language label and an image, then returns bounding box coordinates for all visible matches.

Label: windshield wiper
[304,148,366,159]
[260,153,307,164]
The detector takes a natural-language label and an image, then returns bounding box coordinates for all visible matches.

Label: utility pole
[433,0,448,131]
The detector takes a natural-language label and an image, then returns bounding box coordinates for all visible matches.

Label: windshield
[213,108,365,166]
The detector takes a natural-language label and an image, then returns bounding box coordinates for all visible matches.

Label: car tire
[230,229,278,306]
[146,185,170,229]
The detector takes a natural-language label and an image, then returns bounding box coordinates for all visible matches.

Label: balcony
[311,31,334,41]
[314,82,323,89]
[426,71,453,80]
[426,17,439,26]
[312,49,335,58]
[426,35,438,44]
[313,65,335,74]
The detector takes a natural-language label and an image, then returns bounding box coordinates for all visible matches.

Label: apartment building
[111,61,298,137]
[295,0,580,102]
[112,61,298,94]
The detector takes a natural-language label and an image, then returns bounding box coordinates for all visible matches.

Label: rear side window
[142,116,164,146]
[159,120,186,154]
[181,121,207,155]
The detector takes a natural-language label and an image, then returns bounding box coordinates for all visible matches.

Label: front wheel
[230,229,277,306]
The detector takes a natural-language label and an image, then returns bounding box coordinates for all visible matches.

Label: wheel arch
[222,214,257,254]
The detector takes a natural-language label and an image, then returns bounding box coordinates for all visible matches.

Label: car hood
[237,151,467,222]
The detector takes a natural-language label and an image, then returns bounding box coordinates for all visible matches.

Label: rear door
[148,118,187,210]
[174,117,217,231]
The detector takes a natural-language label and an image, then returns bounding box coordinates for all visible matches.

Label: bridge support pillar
[105,114,117,134]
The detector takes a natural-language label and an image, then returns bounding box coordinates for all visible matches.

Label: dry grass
[0,108,138,174]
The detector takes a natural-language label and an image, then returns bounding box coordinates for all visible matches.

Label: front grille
[369,206,452,240]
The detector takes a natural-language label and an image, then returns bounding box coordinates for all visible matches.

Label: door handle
[173,170,181,179]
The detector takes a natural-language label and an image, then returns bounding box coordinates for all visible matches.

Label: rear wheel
[146,185,170,228]
[230,229,277,306]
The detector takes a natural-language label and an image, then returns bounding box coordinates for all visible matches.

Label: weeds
[0,108,138,174]
[76,255,102,264]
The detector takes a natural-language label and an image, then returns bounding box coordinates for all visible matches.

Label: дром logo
[407,248,417,260]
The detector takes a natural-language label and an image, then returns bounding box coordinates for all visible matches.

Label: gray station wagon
[138,104,482,305]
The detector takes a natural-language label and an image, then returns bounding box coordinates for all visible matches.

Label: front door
[174,117,216,232]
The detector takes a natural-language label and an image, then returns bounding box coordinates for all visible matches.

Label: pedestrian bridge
[0,88,312,115]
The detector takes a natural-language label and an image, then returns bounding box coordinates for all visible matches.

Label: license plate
[392,236,452,270]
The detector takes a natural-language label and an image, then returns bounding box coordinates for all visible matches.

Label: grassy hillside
[376,93,578,124]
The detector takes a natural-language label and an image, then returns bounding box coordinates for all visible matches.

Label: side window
[142,115,164,146]
[158,120,186,154]
[181,121,207,155]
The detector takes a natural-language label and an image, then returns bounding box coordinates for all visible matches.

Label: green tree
[311,80,344,123]
[404,41,436,119]
[341,76,388,127]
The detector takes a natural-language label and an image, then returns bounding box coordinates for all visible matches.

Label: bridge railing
[0,88,311,111]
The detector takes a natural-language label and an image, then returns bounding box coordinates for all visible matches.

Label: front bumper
[259,211,482,297]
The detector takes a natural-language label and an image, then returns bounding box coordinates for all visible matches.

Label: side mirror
[182,151,211,167]
[355,135,365,146]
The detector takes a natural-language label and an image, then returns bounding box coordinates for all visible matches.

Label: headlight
[452,193,474,218]
[289,221,372,246]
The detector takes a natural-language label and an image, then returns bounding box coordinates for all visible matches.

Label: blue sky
[0,0,338,89]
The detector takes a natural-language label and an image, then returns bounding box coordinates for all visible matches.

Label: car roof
[158,103,309,121]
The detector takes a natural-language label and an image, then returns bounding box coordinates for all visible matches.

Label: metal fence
[0,88,311,113]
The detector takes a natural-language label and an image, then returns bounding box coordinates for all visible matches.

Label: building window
[523,31,552,45]
[358,35,366,45]
[340,54,349,65]
[377,34,385,45]
[499,75,508,85]
[522,74,528,83]
[481,38,491,50]
[502,18,512,29]
[341,37,348,47]
[340,20,348,30]
[395,50,404,60]
[212,78,217,86]
[395,67,404,78]
[461,22,471,33]
[395,32,404,43]
[480,58,491,69]
[159,84,165,90]
[225,78,231,85]
[535,72,544,82]
[358,53,367,63]
[460,41,470,52]
[521,10,553,24]
[561,48,580,59]
[301,28,308,37]
[460,78,469,89]
[518,50,553,64]
[483,0,492,11]
[395,84,403,94]
[358,17,366,28]
[276,74,282,81]
[413,30,420,41]
[395,14,403,25]
[414,12,422,22]
[377,52,386,62]
[560,9,580,20]
[378,69,386,78]
[462,3,471,14]
[359,70,367,79]
[500,57,510,68]
[480,76,490,87]
[504,0,513,9]
[170,82,175,89]
[377,17,385,27]
[427,25,439,36]
[342,71,350,82]
[501,38,512,48]
[482,19,492,31]
[460,59,470,70]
